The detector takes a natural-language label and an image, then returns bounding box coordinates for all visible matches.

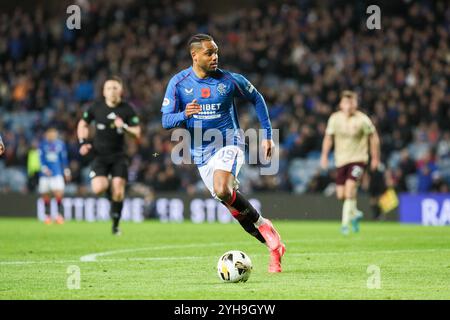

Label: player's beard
[201,61,218,73]
[209,62,218,71]
[107,96,121,106]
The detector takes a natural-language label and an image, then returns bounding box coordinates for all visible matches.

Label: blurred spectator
[395,148,417,192]
[416,151,438,193]
[26,140,40,192]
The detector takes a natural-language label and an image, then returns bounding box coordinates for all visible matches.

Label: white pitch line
[80,241,253,262]
[1,247,449,266]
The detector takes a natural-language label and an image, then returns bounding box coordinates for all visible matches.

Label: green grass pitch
[0,218,449,299]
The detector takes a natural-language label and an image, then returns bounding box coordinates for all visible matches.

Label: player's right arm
[161,77,201,129]
[320,115,335,170]
[77,108,93,155]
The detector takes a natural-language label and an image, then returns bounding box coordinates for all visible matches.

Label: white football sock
[342,199,353,227]
[253,216,265,228]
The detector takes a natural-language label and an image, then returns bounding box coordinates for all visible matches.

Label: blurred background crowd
[0,0,449,200]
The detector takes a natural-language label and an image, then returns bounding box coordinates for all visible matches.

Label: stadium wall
[0,192,393,222]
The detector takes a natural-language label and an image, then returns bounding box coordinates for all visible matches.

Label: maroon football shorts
[336,162,366,185]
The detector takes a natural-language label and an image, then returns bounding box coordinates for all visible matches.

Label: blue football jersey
[161,67,272,166]
[38,139,69,177]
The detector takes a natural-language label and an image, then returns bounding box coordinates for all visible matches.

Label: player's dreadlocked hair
[188,34,214,52]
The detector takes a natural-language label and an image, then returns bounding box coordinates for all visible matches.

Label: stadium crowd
[0,0,449,199]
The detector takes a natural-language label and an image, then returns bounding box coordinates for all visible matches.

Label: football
[217,250,252,283]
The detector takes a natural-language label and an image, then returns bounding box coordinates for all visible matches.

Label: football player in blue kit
[162,34,285,273]
[38,127,71,224]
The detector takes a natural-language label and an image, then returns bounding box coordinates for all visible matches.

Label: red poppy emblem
[201,88,210,98]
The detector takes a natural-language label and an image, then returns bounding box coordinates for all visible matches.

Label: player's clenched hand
[320,155,328,170]
[261,139,275,161]
[0,143,4,156]
[370,158,380,171]
[42,166,52,177]
[184,99,202,118]
[79,143,92,156]
[114,116,124,128]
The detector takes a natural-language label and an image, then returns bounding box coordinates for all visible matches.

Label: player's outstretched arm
[231,73,273,159]
[369,130,381,171]
[231,73,272,140]
[321,114,336,170]
[320,134,333,170]
[250,92,274,158]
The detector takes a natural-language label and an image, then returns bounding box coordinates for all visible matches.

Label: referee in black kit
[77,76,141,235]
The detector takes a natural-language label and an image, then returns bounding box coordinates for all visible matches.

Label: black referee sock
[111,201,123,228]
[227,191,261,224]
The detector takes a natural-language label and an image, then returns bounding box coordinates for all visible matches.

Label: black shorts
[90,154,129,180]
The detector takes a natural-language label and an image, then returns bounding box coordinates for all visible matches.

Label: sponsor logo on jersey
[192,103,222,120]
[162,97,170,106]
[199,103,221,111]
[217,83,227,96]
[106,112,117,120]
[193,114,221,120]
[184,88,193,95]
[201,88,211,98]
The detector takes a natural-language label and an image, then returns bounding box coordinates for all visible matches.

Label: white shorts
[198,145,245,198]
[38,176,65,194]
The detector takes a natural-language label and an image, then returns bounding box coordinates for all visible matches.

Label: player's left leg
[109,155,128,235]
[220,187,266,244]
[344,179,362,233]
[51,175,66,224]
[336,184,349,235]
[336,165,350,235]
[53,190,65,224]
[38,177,52,224]
[42,193,52,225]
[213,170,285,273]
[110,177,126,235]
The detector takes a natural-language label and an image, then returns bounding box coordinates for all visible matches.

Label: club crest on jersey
[201,88,211,98]
[217,83,227,96]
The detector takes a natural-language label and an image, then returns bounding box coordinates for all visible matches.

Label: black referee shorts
[89,154,129,180]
